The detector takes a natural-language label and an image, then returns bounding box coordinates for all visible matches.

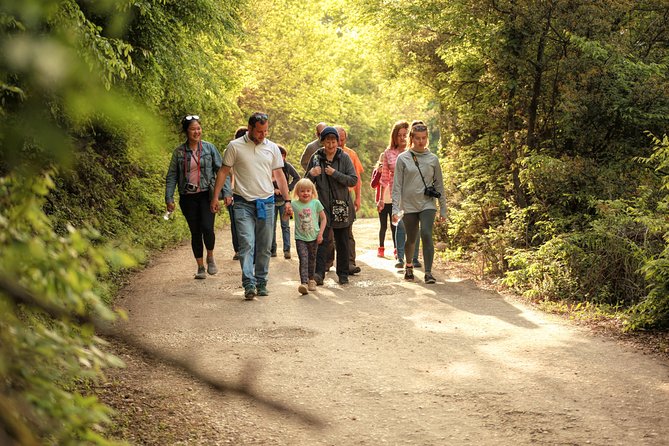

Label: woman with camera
[165,114,223,279]
[391,122,447,284]
[306,126,358,285]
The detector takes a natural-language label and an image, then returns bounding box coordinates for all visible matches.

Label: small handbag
[326,174,350,226]
[330,199,349,224]
[370,167,382,188]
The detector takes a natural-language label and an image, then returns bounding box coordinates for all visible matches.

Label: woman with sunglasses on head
[165,114,223,279]
[391,122,447,284]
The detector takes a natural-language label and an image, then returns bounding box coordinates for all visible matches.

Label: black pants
[179,191,215,259]
[316,226,349,279]
[378,203,396,247]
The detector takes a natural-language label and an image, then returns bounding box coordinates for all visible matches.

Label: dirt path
[106,218,669,445]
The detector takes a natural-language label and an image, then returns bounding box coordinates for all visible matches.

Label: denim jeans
[233,198,274,288]
[271,203,291,254]
[395,220,420,263]
[226,204,239,253]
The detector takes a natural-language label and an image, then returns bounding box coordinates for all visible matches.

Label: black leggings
[179,191,216,259]
[378,203,396,247]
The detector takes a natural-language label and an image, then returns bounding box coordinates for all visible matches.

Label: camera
[185,182,198,193]
[424,185,441,198]
[318,153,331,167]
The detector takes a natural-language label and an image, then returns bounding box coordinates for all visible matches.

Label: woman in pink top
[377,120,409,260]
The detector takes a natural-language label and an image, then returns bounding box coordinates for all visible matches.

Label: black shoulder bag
[325,162,350,227]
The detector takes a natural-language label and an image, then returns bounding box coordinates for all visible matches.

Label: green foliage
[0,173,131,444]
[121,0,244,139]
[235,0,435,216]
[0,0,224,442]
[357,0,669,329]
[627,135,669,330]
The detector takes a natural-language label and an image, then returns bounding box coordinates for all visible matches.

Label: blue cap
[320,126,339,142]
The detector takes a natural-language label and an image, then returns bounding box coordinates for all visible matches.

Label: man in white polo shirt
[211,112,293,300]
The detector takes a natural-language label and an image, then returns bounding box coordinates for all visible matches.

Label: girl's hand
[316,234,324,244]
[284,202,293,218]
[377,201,384,212]
[310,166,322,176]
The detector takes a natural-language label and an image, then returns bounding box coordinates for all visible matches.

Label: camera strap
[183,141,202,190]
[411,151,431,190]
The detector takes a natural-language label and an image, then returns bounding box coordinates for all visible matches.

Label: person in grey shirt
[300,122,328,172]
[392,122,447,284]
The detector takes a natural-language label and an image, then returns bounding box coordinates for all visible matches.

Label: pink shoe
[393,248,397,259]
[377,247,385,258]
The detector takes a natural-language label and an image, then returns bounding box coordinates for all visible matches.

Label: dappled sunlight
[442,362,482,379]
[403,311,457,334]
[404,286,439,298]
[310,286,353,305]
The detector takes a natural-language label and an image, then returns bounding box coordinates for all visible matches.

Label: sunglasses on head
[249,113,269,125]
[412,125,428,132]
[184,115,200,121]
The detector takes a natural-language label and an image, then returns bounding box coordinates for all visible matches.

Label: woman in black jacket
[306,126,358,285]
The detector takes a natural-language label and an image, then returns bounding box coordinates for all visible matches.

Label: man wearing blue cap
[305,126,358,285]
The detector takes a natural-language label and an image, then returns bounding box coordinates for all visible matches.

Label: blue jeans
[271,203,291,254]
[233,198,274,288]
[227,204,239,253]
[395,220,420,263]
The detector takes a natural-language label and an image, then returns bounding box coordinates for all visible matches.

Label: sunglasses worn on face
[185,115,200,121]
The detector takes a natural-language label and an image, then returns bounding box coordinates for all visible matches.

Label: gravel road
[109,218,669,445]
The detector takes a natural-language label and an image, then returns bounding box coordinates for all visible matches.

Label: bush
[0,173,133,444]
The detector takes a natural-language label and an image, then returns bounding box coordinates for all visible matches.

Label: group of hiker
[164,112,446,300]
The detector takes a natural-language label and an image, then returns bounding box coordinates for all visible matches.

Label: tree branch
[0,277,325,440]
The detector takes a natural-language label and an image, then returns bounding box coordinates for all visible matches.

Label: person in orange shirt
[336,125,364,275]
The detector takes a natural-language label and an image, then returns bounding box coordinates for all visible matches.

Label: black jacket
[305,147,358,228]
